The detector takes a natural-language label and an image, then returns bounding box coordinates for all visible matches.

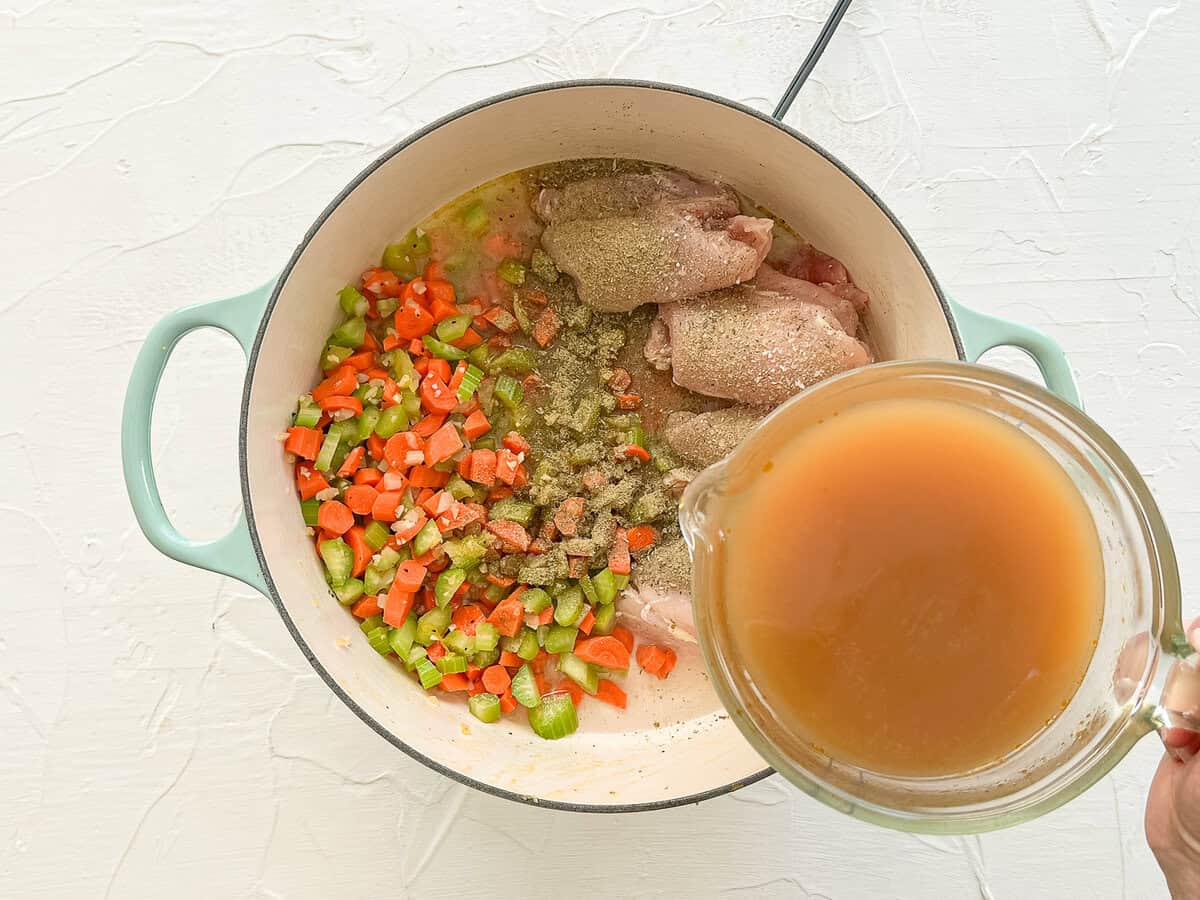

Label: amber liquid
[723,397,1103,777]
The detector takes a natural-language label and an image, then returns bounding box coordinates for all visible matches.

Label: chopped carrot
[311,365,357,404]
[452,604,485,636]
[501,431,531,454]
[420,489,453,517]
[394,300,435,339]
[351,595,382,619]
[412,413,446,439]
[462,410,491,440]
[611,625,635,654]
[448,328,483,349]
[383,589,414,627]
[486,485,513,502]
[499,690,518,713]
[483,232,525,260]
[573,635,630,670]
[626,524,657,551]
[621,444,651,462]
[495,448,521,485]
[578,608,595,635]
[295,463,330,500]
[317,500,354,536]
[481,665,511,694]
[319,395,364,418]
[370,491,404,523]
[408,465,450,488]
[423,260,446,282]
[353,467,383,487]
[499,650,523,668]
[345,525,371,577]
[362,267,402,297]
[608,527,631,576]
[430,297,459,323]
[537,607,554,626]
[440,672,470,692]
[424,422,463,465]
[427,357,451,385]
[393,560,427,593]
[466,449,497,486]
[483,306,519,334]
[390,511,427,544]
[380,470,407,493]
[486,597,525,637]
[336,445,366,478]
[615,393,641,411]
[553,496,585,537]
[284,426,322,460]
[595,679,627,709]
[561,681,584,706]
[532,306,561,347]
[426,641,446,663]
[366,433,386,461]
[425,278,456,309]
[436,502,479,532]
[636,644,678,679]
[485,519,530,553]
[419,375,458,414]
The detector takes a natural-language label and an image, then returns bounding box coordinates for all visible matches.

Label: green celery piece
[377,546,402,569]
[473,622,499,652]
[553,585,585,627]
[436,653,468,674]
[462,200,489,236]
[331,316,367,349]
[331,577,364,606]
[413,519,443,556]
[319,538,353,588]
[490,347,536,375]
[405,644,428,671]
[468,692,502,723]
[590,602,616,635]
[528,692,578,739]
[558,652,599,694]
[413,656,442,689]
[365,626,393,655]
[401,388,422,420]
[496,259,526,286]
[512,294,533,335]
[521,588,551,614]
[294,396,322,428]
[516,628,539,660]
[446,474,474,500]
[436,314,472,343]
[489,498,534,526]
[356,405,382,443]
[510,664,540,708]
[494,374,523,411]
[434,568,467,608]
[363,520,390,552]
[443,629,473,655]
[500,632,524,654]
[382,228,430,278]
[416,606,451,645]
[483,581,507,605]
[578,573,599,606]
[422,335,468,360]
[443,534,490,568]
[359,614,384,634]
[468,345,490,370]
[339,285,368,317]
[544,625,578,655]
[314,429,340,472]
[388,616,417,657]
[300,498,320,527]
[374,404,409,439]
[321,344,353,371]
[363,562,395,597]
[471,647,500,668]
[375,297,398,319]
[455,363,484,405]
[390,348,416,387]
[592,567,618,605]
[614,572,629,591]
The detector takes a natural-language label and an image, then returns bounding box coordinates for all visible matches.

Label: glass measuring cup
[680,360,1199,833]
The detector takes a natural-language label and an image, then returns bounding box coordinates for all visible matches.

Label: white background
[2,0,1197,897]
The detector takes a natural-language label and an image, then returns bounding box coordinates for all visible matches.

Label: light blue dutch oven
[121,81,1078,812]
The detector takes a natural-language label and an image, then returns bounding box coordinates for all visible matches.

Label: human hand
[1146,618,1200,898]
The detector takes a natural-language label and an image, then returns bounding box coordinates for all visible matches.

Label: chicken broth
[721,398,1103,776]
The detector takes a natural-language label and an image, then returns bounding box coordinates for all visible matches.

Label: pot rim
[237,77,961,813]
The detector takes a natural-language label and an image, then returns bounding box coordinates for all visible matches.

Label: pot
[121,80,1078,811]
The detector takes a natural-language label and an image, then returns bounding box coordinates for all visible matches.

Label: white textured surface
[1,0,1196,896]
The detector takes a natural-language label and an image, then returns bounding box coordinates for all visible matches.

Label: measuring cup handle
[1153,626,1200,762]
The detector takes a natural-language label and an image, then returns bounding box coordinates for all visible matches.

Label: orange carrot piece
[448,328,483,349]
[561,681,584,706]
[485,519,530,553]
[413,413,447,439]
[336,445,365,478]
[462,410,491,440]
[481,665,511,694]
[419,375,458,414]
[626,524,657,551]
[499,690,518,713]
[319,394,363,416]
[284,426,323,460]
[501,431,531,454]
[578,608,595,635]
[536,607,554,626]
[532,306,561,348]
[573,636,631,670]
[424,421,463,465]
[452,604,485,636]
[383,589,415,627]
[495,448,521,486]
[440,672,471,692]
[393,560,427,593]
[466,449,497,486]
[595,679,628,709]
[317,500,354,536]
[353,467,383,487]
[608,527,631,576]
[345,525,371,577]
[295,464,330,500]
[311,365,357,403]
[486,597,525,637]
[621,444,651,462]
[351,595,382,619]
[370,491,404,523]
[611,625,635,654]
[408,465,449,488]
[499,650,523,668]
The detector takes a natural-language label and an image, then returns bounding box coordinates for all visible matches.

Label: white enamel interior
[243,84,959,808]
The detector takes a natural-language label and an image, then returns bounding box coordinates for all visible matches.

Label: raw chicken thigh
[617,539,697,643]
[646,285,873,407]
[537,171,774,312]
[661,407,765,469]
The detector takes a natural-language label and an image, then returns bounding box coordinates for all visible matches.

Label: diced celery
[578,573,598,606]
[331,316,367,349]
[434,567,467,607]
[413,520,443,556]
[627,422,647,449]
[436,314,472,343]
[331,577,364,606]
[553,585,584,627]
[528,692,578,739]
[422,335,468,360]
[544,625,578,655]
[472,647,501,668]
[377,546,402,569]
[468,345,490,370]
[405,644,427,669]
[376,296,398,319]
[443,534,490,569]
[390,349,416,386]
[468,692,502,723]
[521,587,551,614]
[462,200,489,236]
[374,404,409,439]
[592,567,619,605]
[443,629,473,655]
[473,622,499,653]
[591,602,616,635]
[510,664,540,708]
[363,562,395,597]
[359,614,384,634]
[483,581,507,605]
[314,429,341,472]
[363,520,390,552]
[416,606,451,645]
[517,628,539,660]
[300,498,320,527]
[436,653,468,674]
[365,626,392,655]
[489,498,535,526]
[559,652,599,694]
[294,395,322,428]
[615,573,629,590]
[494,374,523,411]
[321,344,353,371]
[500,632,524,654]
[512,294,533,335]
[490,347,536,374]
[388,616,417,657]
[569,395,601,434]
[455,363,484,404]
[382,229,430,278]
[446,474,474,500]
[401,388,422,420]
[355,405,382,443]
[319,538,353,588]
[339,284,368,317]
[413,656,442,689]
[496,259,526,286]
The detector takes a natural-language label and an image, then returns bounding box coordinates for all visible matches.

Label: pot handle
[121,281,275,594]
[948,299,1081,408]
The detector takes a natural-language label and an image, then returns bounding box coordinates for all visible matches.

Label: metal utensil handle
[773,0,854,121]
